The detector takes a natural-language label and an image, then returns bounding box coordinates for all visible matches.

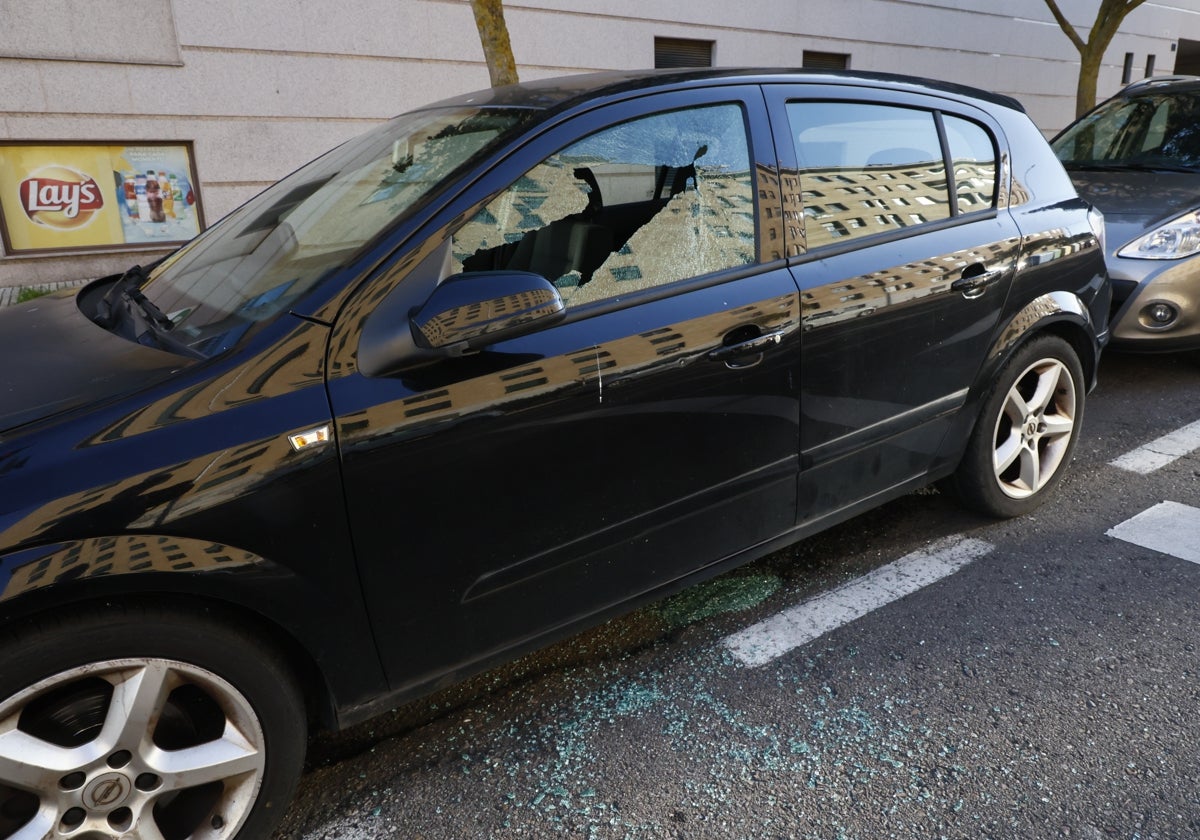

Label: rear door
[763,85,1022,522]
[327,86,802,690]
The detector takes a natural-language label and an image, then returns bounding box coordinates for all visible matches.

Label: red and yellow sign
[18,166,106,230]
[0,142,204,254]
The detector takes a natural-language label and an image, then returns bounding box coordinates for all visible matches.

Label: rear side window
[785,102,997,252]
[944,115,998,213]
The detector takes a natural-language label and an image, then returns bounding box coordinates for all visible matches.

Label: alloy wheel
[991,356,1078,500]
[0,658,265,840]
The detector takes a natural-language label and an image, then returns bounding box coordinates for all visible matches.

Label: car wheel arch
[949,332,1087,517]
[0,582,337,731]
[983,290,1101,390]
[0,597,312,839]
[931,293,1100,478]
[0,531,389,730]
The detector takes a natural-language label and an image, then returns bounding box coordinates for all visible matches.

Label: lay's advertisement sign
[0,142,205,254]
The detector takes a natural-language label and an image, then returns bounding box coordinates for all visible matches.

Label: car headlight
[1088,205,1106,256]
[1118,210,1200,259]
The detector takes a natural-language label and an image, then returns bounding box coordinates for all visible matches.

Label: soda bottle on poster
[161,171,175,219]
[180,175,195,219]
[146,170,166,223]
[135,173,150,220]
[123,174,139,220]
[167,174,184,220]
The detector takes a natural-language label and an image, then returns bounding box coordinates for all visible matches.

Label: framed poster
[0,141,205,255]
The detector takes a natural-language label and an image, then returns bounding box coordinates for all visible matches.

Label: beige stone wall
[1,0,1197,287]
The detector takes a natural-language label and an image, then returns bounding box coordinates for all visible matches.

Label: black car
[1052,75,1200,353]
[0,69,1108,839]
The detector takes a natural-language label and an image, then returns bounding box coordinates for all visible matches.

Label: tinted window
[944,115,997,213]
[785,102,951,250]
[451,103,756,307]
[1052,91,1200,169]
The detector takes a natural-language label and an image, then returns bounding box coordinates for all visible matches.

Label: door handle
[706,327,788,367]
[950,267,1004,299]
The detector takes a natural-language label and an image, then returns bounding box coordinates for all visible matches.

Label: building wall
[1,0,1197,286]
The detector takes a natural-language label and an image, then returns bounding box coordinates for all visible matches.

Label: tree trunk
[1043,0,1148,119]
[470,0,519,88]
[1076,49,1104,117]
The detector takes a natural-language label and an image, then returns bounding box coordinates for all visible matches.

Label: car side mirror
[411,271,566,353]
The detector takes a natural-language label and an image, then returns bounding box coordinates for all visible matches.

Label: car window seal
[786,207,1000,266]
[548,257,788,326]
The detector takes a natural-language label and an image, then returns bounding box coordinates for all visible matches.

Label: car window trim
[547,255,793,327]
[785,206,1000,267]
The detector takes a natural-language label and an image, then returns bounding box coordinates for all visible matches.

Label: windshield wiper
[1125,162,1200,174]
[96,265,205,359]
[1066,161,1200,174]
[97,265,155,328]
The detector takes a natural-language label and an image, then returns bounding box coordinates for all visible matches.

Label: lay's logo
[18,166,104,230]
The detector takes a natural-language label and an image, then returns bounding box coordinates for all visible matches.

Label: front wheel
[0,605,306,840]
[950,335,1085,518]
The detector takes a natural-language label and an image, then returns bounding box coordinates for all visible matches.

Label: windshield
[134,105,536,357]
[1052,90,1200,171]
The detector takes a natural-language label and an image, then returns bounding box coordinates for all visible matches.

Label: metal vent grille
[802,51,850,70]
[655,37,714,68]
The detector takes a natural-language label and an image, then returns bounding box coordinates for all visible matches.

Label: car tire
[0,603,306,840]
[950,334,1085,518]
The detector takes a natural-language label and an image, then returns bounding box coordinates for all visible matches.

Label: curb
[0,280,90,308]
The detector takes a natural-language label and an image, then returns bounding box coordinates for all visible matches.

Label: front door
[327,88,803,691]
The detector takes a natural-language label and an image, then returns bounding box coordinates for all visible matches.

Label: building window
[1175,39,1200,74]
[1145,54,1157,77]
[654,37,713,68]
[1123,52,1135,85]
[803,51,850,70]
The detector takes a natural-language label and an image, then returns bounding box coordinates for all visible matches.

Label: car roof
[1119,74,1200,96]
[410,67,1025,118]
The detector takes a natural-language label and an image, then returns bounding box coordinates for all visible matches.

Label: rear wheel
[0,605,305,840]
[951,335,1085,518]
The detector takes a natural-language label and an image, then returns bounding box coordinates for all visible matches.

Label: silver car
[1053,75,1200,355]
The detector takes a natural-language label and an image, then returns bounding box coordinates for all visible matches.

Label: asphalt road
[275,350,1200,840]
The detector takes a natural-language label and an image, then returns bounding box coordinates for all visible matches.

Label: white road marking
[1107,501,1200,565]
[1110,418,1200,474]
[722,535,994,667]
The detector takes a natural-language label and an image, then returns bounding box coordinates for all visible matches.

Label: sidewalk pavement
[0,280,90,307]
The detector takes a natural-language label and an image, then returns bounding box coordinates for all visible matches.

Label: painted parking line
[1107,501,1200,565]
[1110,418,1200,474]
[723,535,994,667]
